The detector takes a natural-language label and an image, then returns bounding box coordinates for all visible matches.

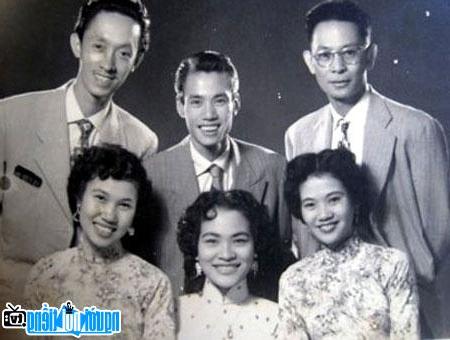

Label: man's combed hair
[73,0,151,67]
[174,50,239,101]
[305,0,372,43]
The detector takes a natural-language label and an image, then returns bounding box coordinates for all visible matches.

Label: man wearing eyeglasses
[285,0,449,337]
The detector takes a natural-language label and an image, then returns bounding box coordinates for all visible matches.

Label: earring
[128,228,135,236]
[251,255,258,277]
[195,260,203,277]
[73,204,80,223]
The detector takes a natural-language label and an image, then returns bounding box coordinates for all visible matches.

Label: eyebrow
[200,231,251,238]
[301,190,345,201]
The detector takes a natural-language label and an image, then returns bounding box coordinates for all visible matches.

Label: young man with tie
[0,0,158,306]
[145,51,292,298]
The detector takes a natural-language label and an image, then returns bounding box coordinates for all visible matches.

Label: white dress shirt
[65,84,111,155]
[330,88,371,164]
[190,137,241,192]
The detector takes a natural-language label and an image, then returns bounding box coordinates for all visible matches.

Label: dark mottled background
[1,0,449,336]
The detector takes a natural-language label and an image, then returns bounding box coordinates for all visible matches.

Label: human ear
[232,93,241,116]
[176,94,185,118]
[366,43,378,71]
[302,50,316,75]
[70,33,81,59]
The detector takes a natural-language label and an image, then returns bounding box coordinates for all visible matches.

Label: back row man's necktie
[71,119,94,165]
[337,119,351,150]
[208,164,224,191]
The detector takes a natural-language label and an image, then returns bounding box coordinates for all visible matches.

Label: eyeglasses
[312,44,370,68]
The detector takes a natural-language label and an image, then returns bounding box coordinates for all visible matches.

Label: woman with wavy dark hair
[279,148,419,339]
[25,145,175,339]
[177,190,278,339]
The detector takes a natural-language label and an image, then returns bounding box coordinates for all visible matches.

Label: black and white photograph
[1,0,449,339]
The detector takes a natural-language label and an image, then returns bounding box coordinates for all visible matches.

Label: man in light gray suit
[145,51,292,299]
[285,0,450,336]
[0,0,157,306]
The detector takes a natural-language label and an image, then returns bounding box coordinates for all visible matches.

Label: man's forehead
[184,71,233,93]
[310,20,364,49]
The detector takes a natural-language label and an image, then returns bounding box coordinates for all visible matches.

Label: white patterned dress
[24,235,175,340]
[278,237,419,340]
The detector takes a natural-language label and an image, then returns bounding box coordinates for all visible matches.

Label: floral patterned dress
[24,235,175,340]
[177,279,279,339]
[278,237,419,340]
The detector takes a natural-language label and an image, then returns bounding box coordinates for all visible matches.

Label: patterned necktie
[337,119,351,150]
[71,119,94,165]
[208,164,223,191]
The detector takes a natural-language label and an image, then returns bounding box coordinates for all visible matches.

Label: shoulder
[113,104,159,151]
[360,242,411,273]
[0,86,64,112]
[124,253,171,287]
[234,138,286,166]
[285,105,327,137]
[280,254,319,288]
[27,247,77,286]
[145,141,189,174]
[373,91,444,134]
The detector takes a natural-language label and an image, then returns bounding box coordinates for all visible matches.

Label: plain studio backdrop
[1,0,449,336]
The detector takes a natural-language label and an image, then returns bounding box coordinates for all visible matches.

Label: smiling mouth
[316,222,338,233]
[94,72,115,82]
[213,264,240,274]
[199,125,220,134]
[94,222,117,238]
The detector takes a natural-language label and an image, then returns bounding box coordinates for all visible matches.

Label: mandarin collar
[322,236,362,264]
[78,233,125,265]
[201,279,250,305]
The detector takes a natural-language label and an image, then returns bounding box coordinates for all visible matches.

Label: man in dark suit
[145,51,291,298]
[0,0,157,306]
[285,0,450,336]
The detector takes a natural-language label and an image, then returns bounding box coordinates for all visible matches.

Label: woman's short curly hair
[177,190,272,294]
[67,144,152,254]
[284,148,372,240]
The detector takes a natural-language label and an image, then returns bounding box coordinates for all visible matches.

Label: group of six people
[0,0,449,339]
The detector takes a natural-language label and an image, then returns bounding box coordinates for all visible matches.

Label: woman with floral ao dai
[177,190,279,339]
[279,148,419,339]
[25,145,175,340]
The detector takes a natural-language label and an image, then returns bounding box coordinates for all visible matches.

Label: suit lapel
[306,107,332,152]
[363,90,396,201]
[96,103,126,145]
[233,139,264,189]
[168,139,200,204]
[34,85,71,219]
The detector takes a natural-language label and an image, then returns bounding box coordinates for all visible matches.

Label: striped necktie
[208,164,223,191]
[337,119,351,150]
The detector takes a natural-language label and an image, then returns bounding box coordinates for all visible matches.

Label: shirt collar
[78,232,125,265]
[201,278,249,305]
[322,235,362,264]
[66,84,111,129]
[190,137,232,176]
[330,86,371,129]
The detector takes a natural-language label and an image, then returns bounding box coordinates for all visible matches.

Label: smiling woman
[279,148,420,339]
[24,145,175,340]
[176,190,278,339]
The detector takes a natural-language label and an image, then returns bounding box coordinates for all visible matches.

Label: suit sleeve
[406,117,450,267]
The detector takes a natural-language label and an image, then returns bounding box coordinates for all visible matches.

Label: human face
[299,174,355,249]
[79,177,137,249]
[71,11,141,108]
[198,208,255,293]
[303,20,376,111]
[177,71,240,161]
